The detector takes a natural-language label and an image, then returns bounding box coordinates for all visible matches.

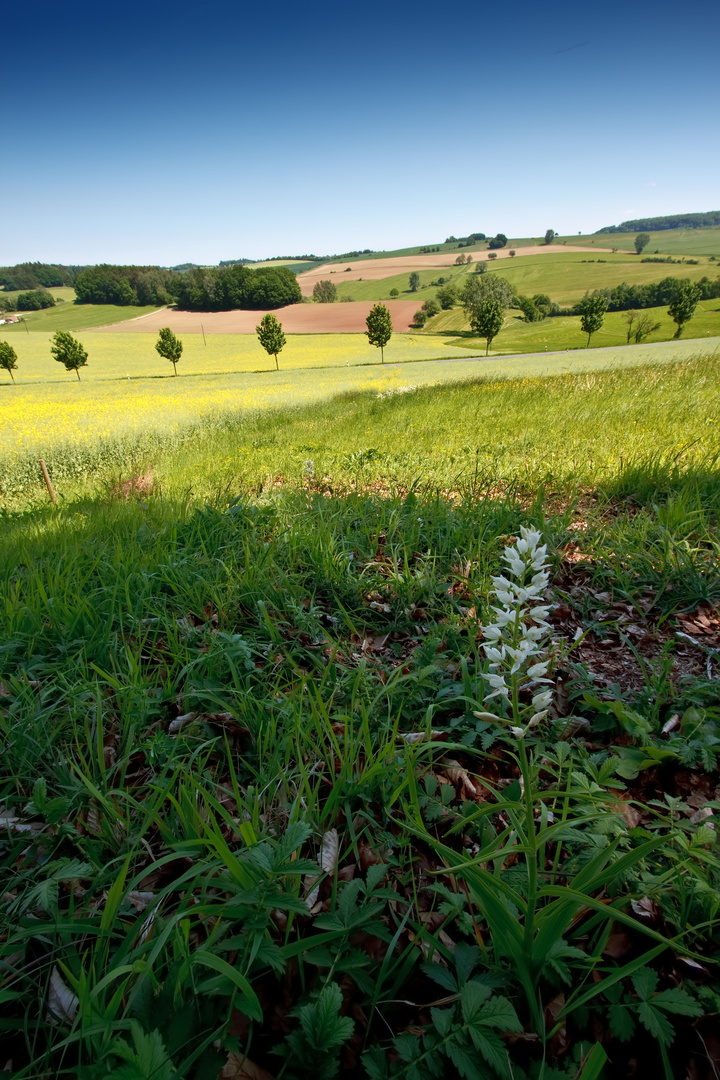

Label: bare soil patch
[88,300,422,335]
[296,245,625,294]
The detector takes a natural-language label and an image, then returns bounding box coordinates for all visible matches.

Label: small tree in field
[313,280,337,303]
[51,331,88,380]
[544,229,556,245]
[634,232,651,255]
[668,282,701,338]
[389,288,399,298]
[409,272,421,292]
[633,311,661,343]
[470,299,503,356]
[256,313,286,370]
[580,294,607,347]
[366,302,392,363]
[0,341,18,382]
[155,327,183,375]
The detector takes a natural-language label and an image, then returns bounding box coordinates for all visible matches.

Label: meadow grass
[0,286,76,306]
[556,227,720,257]
[0,302,161,334]
[428,300,720,352]
[2,343,720,1076]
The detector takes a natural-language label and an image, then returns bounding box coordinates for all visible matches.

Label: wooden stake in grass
[39,459,58,504]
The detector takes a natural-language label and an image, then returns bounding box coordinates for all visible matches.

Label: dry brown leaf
[219,1052,274,1080]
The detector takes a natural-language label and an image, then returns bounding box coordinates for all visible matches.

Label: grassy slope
[427,299,720,353]
[1,302,161,333]
[332,253,718,307]
[556,227,720,256]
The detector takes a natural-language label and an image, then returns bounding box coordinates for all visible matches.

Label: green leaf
[298,982,354,1052]
[476,995,522,1032]
[459,980,492,1024]
[190,953,262,1021]
[454,943,480,987]
[430,1006,455,1037]
[576,1042,608,1080]
[111,1022,175,1080]
[652,988,703,1017]
[637,1001,675,1046]
[608,1004,636,1041]
[362,1046,389,1080]
[423,961,458,993]
[631,966,658,1001]
[446,1038,484,1080]
[466,1028,510,1078]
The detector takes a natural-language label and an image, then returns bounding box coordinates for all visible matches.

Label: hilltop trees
[634,233,651,255]
[0,341,18,382]
[176,265,301,312]
[313,280,337,303]
[155,327,183,375]
[256,313,286,370]
[51,331,88,380]
[580,294,607,346]
[668,281,701,338]
[488,233,508,249]
[544,229,556,245]
[366,302,392,363]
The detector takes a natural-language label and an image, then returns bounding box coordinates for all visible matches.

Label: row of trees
[74,265,179,306]
[0,289,57,312]
[569,274,720,316]
[0,262,76,291]
[598,212,720,233]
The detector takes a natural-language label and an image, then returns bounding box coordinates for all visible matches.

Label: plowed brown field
[295,244,621,294]
[89,300,421,334]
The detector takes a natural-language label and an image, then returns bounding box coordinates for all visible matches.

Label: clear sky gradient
[2,0,718,265]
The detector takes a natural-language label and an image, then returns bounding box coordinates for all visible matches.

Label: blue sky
[2,0,718,265]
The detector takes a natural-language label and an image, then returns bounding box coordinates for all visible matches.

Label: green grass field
[0,301,161,333]
[333,252,718,308]
[427,299,720,353]
[556,227,720,256]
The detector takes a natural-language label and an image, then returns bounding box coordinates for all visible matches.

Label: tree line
[0,262,77,290]
[563,274,720,315]
[597,211,720,233]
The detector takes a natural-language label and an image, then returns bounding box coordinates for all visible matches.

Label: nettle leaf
[430,1006,455,1037]
[422,961,458,993]
[454,943,480,987]
[653,988,704,1017]
[466,1028,509,1079]
[297,982,354,1052]
[637,1001,675,1046]
[459,980,493,1024]
[476,996,522,1033]
[631,967,658,1000]
[446,1038,484,1080]
[608,1004,636,1042]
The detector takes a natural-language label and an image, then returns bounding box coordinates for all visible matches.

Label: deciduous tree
[365,302,392,363]
[155,327,183,375]
[51,331,88,380]
[0,340,18,382]
[409,272,421,292]
[312,280,337,303]
[544,229,556,245]
[668,282,701,338]
[470,299,503,355]
[580,294,607,346]
[634,232,651,255]
[256,313,286,370]
[462,273,515,314]
[436,285,456,309]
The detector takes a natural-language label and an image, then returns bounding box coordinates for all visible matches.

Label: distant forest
[598,211,720,233]
[0,262,78,290]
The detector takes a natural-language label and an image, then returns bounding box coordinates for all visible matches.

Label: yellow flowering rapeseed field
[2,330,717,505]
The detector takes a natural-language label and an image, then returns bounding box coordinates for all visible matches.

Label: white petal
[527,662,549,678]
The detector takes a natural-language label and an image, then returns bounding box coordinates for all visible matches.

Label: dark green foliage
[16,289,55,311]
[155,327,183,375]
[256,312,286,369]
[462,273,515,314]
[0,340,18,381]
[409,272,421,292]
[488,233,508,249]
[365,302,393,362]
[668,281,702,338]
[436,285,456,309]
[389,288,399,298]
[635,232,651,255]
[0,261,75,290]
[598,211,720,233]
[580,293,607,345]
[50,330,88,380]
[544,229,556,245]
[515,294,542,322]
[569,274,720,316]
[421,298,440,318]
[313,280,337,303]
[412,309,427,327]
[469,298,503,354]
[74,265,178,306]
[175,265,301,311]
